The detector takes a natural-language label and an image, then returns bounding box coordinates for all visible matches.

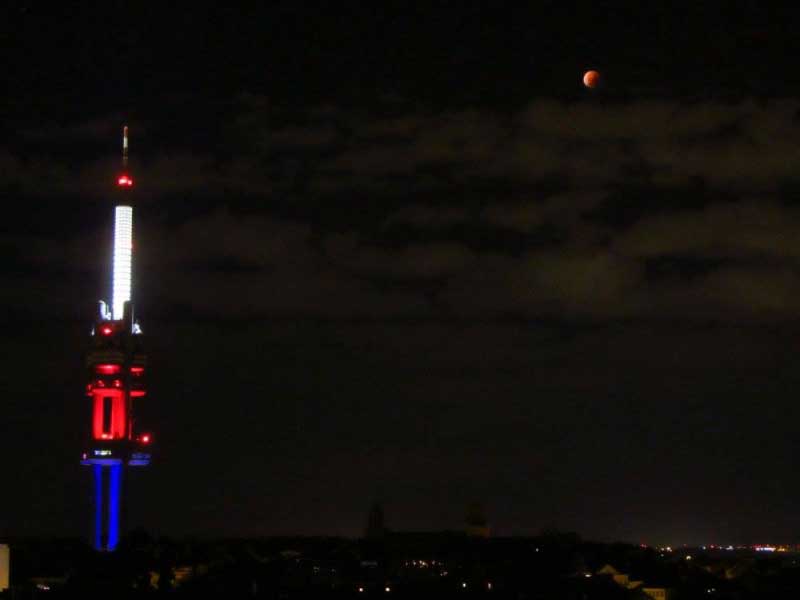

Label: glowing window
[102,397,113,434]
[93,390,126,440]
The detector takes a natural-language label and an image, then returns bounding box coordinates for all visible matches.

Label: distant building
[365,502,386,539]
[597,564,671,600]
[642,587,669,600]
[597,564,643,589]
[465,503,490,538]
[0,544,8,591]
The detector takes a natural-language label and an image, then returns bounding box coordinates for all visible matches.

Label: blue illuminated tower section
[81,126,152,552]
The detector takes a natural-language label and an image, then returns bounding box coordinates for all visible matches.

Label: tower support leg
[92,462,123,551]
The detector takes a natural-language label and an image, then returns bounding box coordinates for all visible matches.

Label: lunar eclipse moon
[583,69,600,88]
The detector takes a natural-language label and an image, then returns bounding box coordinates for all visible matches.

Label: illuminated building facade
[0,544,8,592]
[80,127,152,552]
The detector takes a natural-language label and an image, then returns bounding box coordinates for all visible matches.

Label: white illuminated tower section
[81,125,152,552]
[113,126,133,320]
[112,206,133,321]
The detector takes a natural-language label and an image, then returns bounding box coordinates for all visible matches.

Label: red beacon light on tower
[117,174,133,187]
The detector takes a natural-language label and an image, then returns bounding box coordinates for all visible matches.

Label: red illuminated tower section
[81,126,152,552]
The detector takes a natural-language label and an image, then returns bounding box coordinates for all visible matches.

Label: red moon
[583,70,600,88]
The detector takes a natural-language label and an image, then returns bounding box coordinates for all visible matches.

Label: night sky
[4,2,800,546]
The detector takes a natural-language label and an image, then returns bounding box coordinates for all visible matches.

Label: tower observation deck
[80,126,153,552]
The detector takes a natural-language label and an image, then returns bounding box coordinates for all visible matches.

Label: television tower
[81,126,152,552]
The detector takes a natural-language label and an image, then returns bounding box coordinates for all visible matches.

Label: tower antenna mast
[122,126,129,168]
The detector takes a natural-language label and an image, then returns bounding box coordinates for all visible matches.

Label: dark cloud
[5,97,800,324]
[615,201,800,261]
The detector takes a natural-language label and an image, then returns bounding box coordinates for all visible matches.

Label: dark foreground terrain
[3,531,799,599]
